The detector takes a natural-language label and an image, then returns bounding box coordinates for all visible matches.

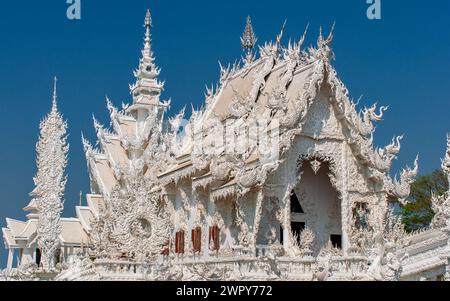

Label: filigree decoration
[299,227,316,256]
[6,11,439,282]
[90,174,170,260]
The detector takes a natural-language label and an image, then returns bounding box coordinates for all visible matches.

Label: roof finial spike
[327,21,336,42]
[318,22,335,48]
[299,23,309,47]
[143,9,152,55]
[276,19,287,49]
[241,16,257,55]
[52,76,58,112]
[241,16,257,66]
[145,9,152,28]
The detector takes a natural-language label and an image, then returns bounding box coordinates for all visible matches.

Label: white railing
[91,254,370,280]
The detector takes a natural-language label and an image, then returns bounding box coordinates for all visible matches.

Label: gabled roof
[5,218,27,237]
[2,228,18,248]
[59,218,89,245]
[86,194,105,217]
[16,219,37,240]
[76,206,94,232]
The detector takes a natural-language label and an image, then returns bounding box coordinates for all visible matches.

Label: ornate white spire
[33,79,68,271]
[129,9,167,107]
[241,16,257,65]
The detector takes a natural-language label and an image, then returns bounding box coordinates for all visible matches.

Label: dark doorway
[290,191,304,213]
[35,248,41,267]
[280,226,284,245]
[291,222,306,244]
[330,234,342,249]
[55,249,61,264]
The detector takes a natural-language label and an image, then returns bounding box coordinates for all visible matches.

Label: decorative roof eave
[106,97,127,138]
[93,116,119,154]
[76,206,93,233]
[321,61,405,175]
[192,173,214,191]
[211,180,239,202]
[82,136,111,196]
[125,101,170,115]
[158,163,198,187]
[86,194,105,217]
[14,219,37,240]
[23,198,38,213]
[390,156,419,204]
[5,218,27,238]
[2,227,19,248]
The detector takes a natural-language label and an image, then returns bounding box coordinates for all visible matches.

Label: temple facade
[2,10,450,281]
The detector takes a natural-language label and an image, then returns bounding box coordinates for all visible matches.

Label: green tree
[401,170,448,232]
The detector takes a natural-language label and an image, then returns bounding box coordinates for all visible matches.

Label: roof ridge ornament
[316,22,336,61]
[241,16,257,66]
[276,19,287,52]
[299,23,309,48]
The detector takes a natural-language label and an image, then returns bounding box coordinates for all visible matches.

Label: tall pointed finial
[241,16,257,66]
[52,76,58,112]
[145,9,152,28]
[143,9,152,55]
[241,16,257,53]
[129,9,166,107]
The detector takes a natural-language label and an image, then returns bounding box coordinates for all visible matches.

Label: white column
[6,249,14,269]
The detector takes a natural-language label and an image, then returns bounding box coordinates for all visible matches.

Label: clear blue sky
[0,0,449,266]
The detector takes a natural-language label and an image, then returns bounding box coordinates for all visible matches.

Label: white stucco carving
[2,10,449,282]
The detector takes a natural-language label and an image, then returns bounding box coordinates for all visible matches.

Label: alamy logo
[367,0,381,20]
[66,0,81,20]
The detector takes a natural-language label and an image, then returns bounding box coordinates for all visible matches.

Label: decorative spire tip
[52,76,58,111]
[145,9,152,28]
[241,16,257,52]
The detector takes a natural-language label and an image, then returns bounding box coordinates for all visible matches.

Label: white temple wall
[172,182,192,251]
[256,196,282,246]
[345,151,374,194]
[241,191,258,246]
[215,197,237,252]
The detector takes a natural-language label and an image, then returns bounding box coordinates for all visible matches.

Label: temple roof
[59,218,89,245]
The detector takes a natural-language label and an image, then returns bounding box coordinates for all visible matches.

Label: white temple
[2,10,450,281]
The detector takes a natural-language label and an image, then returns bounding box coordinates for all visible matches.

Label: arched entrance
[290,158,342,254]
